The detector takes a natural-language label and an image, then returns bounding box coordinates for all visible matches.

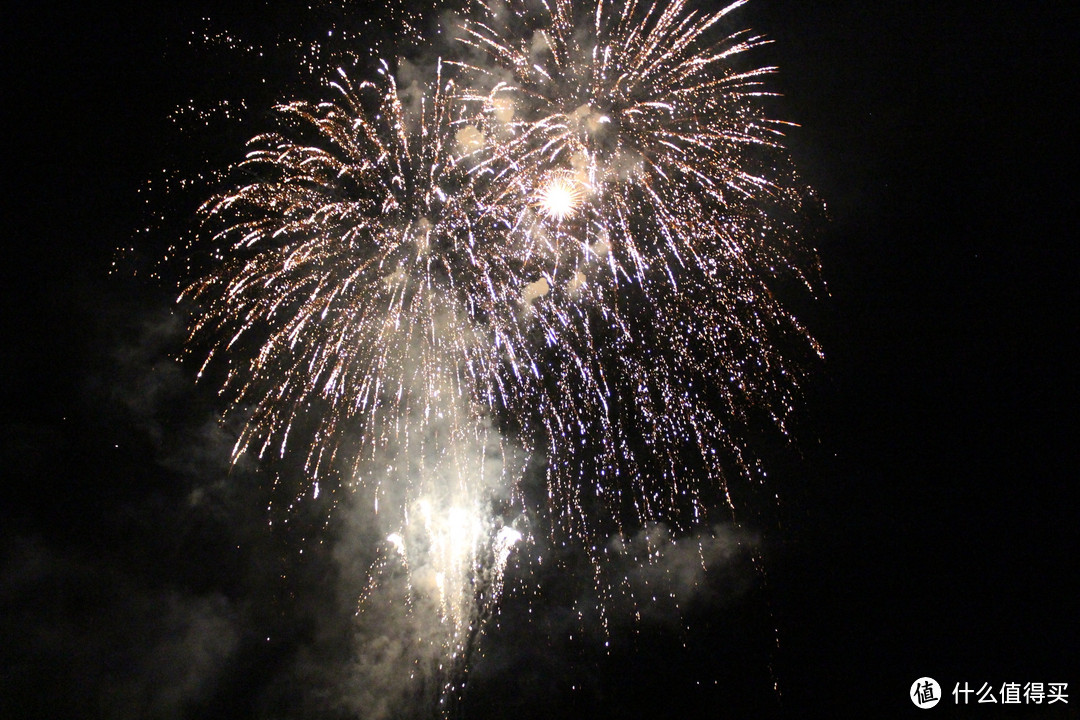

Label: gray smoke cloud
[0,296,271,720]
[0,536,239,720]
[607,523,759,628]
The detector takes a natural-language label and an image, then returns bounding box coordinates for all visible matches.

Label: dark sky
[2,1,1076,718]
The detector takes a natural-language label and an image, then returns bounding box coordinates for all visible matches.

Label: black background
[2,1,1076,718]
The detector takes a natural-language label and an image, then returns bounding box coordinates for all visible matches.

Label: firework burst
[179,60,535,701]
[183,60,507,480]
[456,0,797,252]
[452,0,822,569]
[167,0,821,712]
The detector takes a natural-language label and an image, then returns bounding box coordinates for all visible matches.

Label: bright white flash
[495,526,522,546]
[537,176,582,221]
[387,532,406,555]
[493,526,523,573]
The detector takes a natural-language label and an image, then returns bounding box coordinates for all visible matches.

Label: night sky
[3,1,1076,718]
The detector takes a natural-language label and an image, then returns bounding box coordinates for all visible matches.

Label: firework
[183,61,503,478]
[179,60,534,702]
[173,0,821,711]
[453,0,821,566]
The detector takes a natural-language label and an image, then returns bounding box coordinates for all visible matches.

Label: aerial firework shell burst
[454,0,821,550]
[181,61,530,680]
[176,0,821,706]
[184,61,516,478]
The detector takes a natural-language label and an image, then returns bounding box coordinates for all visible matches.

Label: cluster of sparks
[173,0,820,707]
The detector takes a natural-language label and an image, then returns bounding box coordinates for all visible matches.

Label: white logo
[912,677,942,709]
